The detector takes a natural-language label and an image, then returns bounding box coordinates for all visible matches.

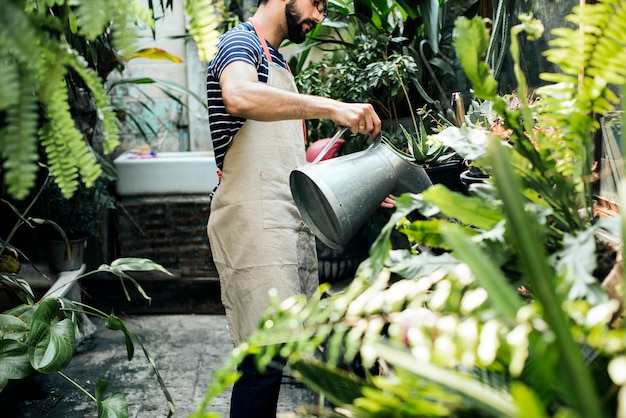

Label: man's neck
[250,6,286,49]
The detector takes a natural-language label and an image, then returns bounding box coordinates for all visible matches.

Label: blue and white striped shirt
[206,22,289,171]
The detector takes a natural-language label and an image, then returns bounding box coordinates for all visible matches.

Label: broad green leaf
[4,304,36,325]
[124,48,182,63]
[104,258,171,274]
[386,250,461,280]
[0,339,34,389]
[0,314,29,341]
[96,379,129,418]
[430,126,491,162]
[28,298,75,373]
[422,184,504,230]
[453,17,498,100]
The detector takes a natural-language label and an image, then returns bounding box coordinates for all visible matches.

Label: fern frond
[65,53,120,155]
[74,0,121,41]
[0,1,42,64]
[185,0,222,62]
[38,75,101,198]
[541,0,626,115]
[536,0,626,208]
[0,62,20,111]
[0,72,40,200]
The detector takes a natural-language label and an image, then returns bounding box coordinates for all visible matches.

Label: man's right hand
[333,102,381,138]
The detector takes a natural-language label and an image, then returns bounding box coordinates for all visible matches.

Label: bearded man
[206,0,386,416]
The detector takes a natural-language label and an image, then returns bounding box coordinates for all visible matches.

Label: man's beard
[285,0,315,43]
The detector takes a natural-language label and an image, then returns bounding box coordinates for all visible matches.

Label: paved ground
[6,314,316,418]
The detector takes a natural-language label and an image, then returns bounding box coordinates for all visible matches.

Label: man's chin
[288,32,307,43]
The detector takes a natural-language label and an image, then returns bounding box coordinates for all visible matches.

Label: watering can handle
[311,127,347,164]
[310,127,382,165]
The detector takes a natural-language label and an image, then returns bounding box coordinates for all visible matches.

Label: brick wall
[115,195,217,278]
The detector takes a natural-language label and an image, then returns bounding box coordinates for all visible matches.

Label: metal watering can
[290,127,433,249]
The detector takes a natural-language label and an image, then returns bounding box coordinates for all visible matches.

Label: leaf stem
[57,371,96,402]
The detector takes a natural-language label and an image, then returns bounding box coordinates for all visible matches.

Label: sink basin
[114,151,219,196]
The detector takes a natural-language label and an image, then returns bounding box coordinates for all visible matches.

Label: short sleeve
[210,27,263,80]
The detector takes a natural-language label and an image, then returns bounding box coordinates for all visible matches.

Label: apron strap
[248,17,273,64]
[248,17,307,143]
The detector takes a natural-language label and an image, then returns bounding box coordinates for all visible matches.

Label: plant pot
[425,161,465,192]
[46,239,86,272]
[316,226,370,285]
[460,167,490,195]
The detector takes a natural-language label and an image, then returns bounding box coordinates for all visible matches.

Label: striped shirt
[206,22,289,171]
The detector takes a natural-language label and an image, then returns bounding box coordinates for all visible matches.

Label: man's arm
[220,61,381,137]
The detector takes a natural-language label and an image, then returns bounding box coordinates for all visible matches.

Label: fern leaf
[0,62,20,111]
[0,74,40,200]
[39,77,101,197]
[74,0,118,41]
[65,53,120,155]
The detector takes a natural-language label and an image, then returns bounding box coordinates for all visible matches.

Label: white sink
[114,151,219,196]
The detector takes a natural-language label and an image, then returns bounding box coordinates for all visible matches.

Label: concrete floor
[6,314,316,417]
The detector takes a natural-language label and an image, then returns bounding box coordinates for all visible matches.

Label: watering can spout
[290,131,432,249]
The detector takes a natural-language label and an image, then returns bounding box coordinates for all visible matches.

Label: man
[206,0,389,416]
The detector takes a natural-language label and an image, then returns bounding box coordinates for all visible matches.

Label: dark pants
[230,355,285,418]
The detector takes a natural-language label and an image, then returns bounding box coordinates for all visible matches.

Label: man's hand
[333,102,382,138]
[380,195,396,209]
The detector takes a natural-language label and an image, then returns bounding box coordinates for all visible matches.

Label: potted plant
[0,180,177,416]
[293,0,460,152]
[191,2,626,417]
[31,175,114,272]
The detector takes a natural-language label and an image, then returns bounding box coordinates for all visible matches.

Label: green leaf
[422,184,504,231]
[488,138,603,417]
[96,379,129,418]
[104,314,175,416]
[105,315,135,361]
[185,0,221,62]
[0,339,34,389]
[290,359,369,407]
[552,229,608,305]
[510,382,548,418]
[386,250,461,279]
[4,304,37,325]
[374,342,519,417]
[0,274,35,302]
[96,258,171,303]
[441,223,522,321]
[0,314,29,341]
[28,298,75,373]
[420,0,440,54]
[100,258,172,276]
[453,17,498,100]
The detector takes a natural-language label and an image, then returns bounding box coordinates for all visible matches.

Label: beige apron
[207,24,318,347]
